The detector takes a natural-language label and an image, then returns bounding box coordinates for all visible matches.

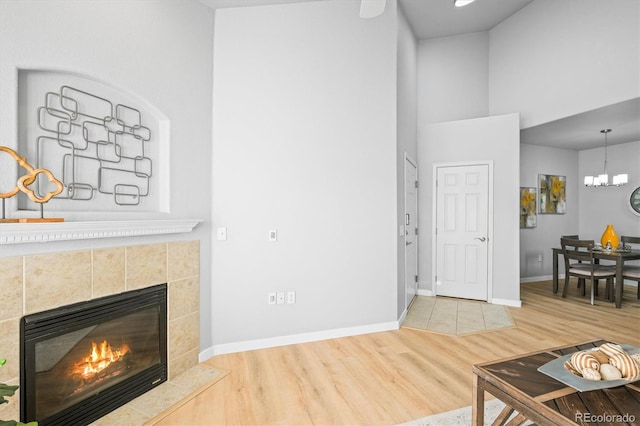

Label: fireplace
[20,284,168,426]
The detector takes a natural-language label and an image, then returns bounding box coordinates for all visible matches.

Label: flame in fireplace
[73,340,130,379]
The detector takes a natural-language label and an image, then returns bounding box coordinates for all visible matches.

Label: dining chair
[621,235,640,299]
[560,235,594,295]
[560,238,616,305]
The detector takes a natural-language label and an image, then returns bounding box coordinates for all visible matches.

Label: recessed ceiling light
[454,0,476,7]
[359,0,386,19]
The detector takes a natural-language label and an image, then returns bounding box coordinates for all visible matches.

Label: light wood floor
[154,281,640,426]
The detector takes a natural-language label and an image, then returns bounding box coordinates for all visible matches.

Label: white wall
[418,113,521,305]
[579,141,640,241]
[396,4,418,316]
[0,0,215,349]
[519,144,579,279]
[417,32,489,125]
[490,0,640,129]
[211,0,398,349]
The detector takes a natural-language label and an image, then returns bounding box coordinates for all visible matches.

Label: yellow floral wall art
[538,174,566,214]
[520,187,537,228]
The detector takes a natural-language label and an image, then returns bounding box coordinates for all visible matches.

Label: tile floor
[402,296,515,335]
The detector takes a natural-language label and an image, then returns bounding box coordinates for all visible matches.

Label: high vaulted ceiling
[399,0,533,40]
[201,0,640,150]
[200,0,534,40]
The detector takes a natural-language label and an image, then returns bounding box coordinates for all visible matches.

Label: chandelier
[583,129,628,187]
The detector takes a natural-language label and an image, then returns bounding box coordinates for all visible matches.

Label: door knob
[406,241,413,246]
[475,237,486,242]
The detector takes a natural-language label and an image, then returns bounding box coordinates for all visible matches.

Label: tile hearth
[0,240,201,423]
[93,363,228,425]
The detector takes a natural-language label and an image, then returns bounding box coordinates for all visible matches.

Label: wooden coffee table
[472,339,640,425]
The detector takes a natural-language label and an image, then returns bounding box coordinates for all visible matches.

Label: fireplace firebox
[20,284,167,425]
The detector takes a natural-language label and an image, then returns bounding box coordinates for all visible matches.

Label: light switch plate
[217,227,227,241]
[269,229,278,242]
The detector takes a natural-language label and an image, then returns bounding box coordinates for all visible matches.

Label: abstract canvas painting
[538,174,566,214]
[520,187,537,228]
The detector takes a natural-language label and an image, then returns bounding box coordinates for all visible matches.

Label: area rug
[398,398,532,425]
[402,296,516,335]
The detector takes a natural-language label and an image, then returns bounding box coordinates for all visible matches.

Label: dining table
[552,246,640,308]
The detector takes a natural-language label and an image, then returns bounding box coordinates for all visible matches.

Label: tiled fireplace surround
[0,240,200,421]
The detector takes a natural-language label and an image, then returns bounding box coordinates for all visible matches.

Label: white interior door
[404,155,418,310]
[435,164,489,300]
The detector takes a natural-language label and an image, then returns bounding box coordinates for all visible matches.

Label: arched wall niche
[9,69,170,219]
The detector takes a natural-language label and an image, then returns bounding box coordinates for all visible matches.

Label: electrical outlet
[269,229,278,242]
[276,292,285,304]
[287,291,296,304]
[268,293,276,305]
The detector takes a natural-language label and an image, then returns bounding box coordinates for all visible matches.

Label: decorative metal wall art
[36,85,152,206]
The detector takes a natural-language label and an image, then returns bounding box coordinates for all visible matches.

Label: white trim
[404,153,418,168]
[417,288,434,296]
[403,152,419,312]
[398,307,408,326]
[199,346,217,363]
[199,321,400,360]
[490,298,522,308]
[0,219,201,244]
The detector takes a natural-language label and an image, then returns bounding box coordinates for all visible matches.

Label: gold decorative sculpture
[0,146,64,223]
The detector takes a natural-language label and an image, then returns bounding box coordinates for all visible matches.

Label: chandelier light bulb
[583,129,627,188]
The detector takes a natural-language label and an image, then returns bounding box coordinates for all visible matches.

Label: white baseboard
[199,320,400,361]
[417,288,434,296]
[490,298,522,307]
[199,346,216,362]
[398,307,408,325]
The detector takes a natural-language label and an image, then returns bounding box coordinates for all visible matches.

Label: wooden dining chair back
[621,236,640,298]
[561,235,584,287]
[560,235,589,294]
[560,238,615,305]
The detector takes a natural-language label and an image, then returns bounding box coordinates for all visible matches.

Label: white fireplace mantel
[0,219,201,244]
